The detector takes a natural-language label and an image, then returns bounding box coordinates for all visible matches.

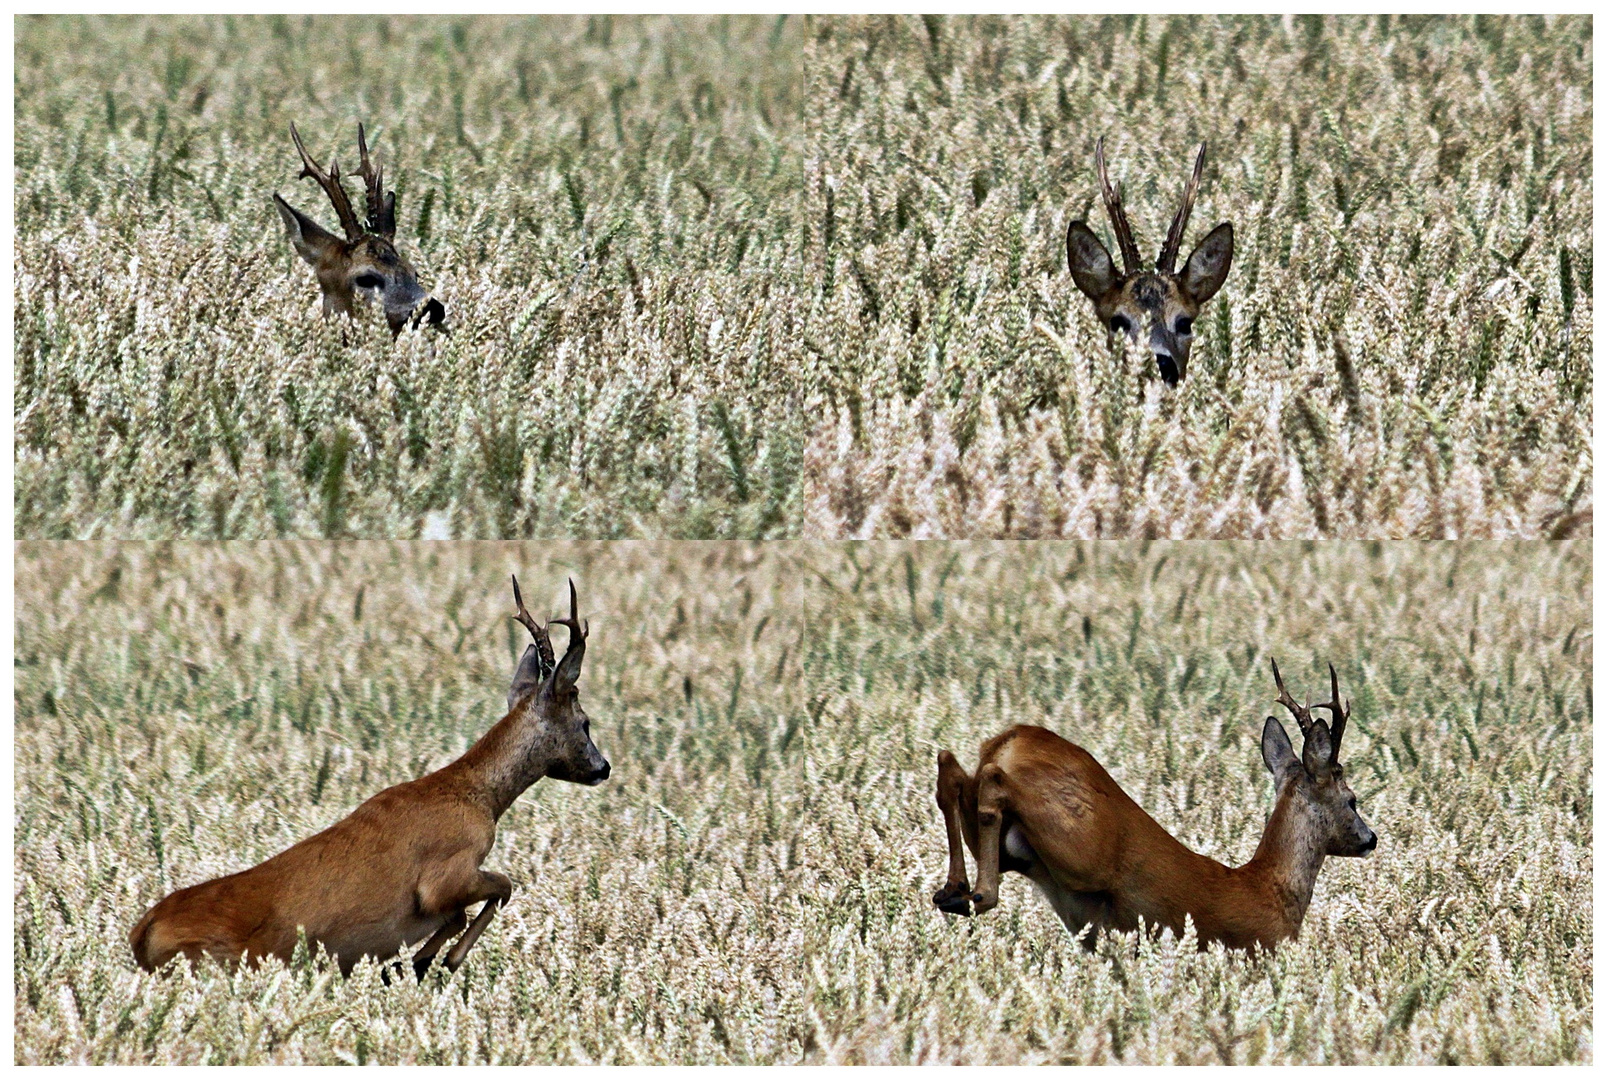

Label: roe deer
[1066,139,1234,387]
[129,577,608,978]
[273,123,446,336]
[933,660,1374,951]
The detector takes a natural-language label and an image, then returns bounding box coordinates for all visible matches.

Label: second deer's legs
[933,750,974,916]
[444,871,514,972]
[971,762,1009,914]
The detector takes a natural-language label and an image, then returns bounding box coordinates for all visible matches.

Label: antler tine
[289,124,363,242]
[1270,657,1314,736]
[1157,142,1206,273]
[1316,662,1351,760]
[1094,137,1142,276]
[549,577,589,644]
[355,123,396,238]
[510,574,555,673]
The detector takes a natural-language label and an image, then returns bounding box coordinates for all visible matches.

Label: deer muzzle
[1154,351,1180,387]
[387,296,447,336]
[413,296,447,331]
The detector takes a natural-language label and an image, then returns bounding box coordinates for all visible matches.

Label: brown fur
[933,664,1375,952]
[129,578,607,978]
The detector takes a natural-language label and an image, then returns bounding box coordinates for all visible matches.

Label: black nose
[412,297,447,331]
[1362,833,1378,853]
[595,761,611,781]
[1156,354,1179,386]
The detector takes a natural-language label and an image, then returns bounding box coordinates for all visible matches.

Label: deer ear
[1261,716,1296,776]
[1301,719,1334,776]
[1180,221,1233,303]
[1066,221,1119,302]
[544,646,584,698]
[274,193,342,266]
[507,644,546,712]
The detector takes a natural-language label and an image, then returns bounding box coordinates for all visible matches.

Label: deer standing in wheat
[129,577,608,978]
[932,660,1375,951]
[273,123,446,336]
[1066,139,1234,387]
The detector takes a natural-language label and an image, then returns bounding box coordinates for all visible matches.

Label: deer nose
[412,296,447,331]
[1361,831,1378,853]
[590,761,611,783]
[1155,353,1179,386]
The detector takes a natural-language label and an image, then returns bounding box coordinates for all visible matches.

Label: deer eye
[1174,317,1194,336]
[353,273,384,290]
[1109,315,1131,334]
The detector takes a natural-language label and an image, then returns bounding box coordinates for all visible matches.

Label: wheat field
[13,15,1593,539]
[14,541,1591,1063]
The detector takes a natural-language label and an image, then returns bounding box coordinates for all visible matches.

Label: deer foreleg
[933,750,974,916]
[971,762,1009,914]
[443,871,513,973]
[410,908,469,980]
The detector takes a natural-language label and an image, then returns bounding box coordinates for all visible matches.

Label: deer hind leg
[410,908,469,981]
[933,750,974,916]
[970,762,1009,914]
[443,871,514,973]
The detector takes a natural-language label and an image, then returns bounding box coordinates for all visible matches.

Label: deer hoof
[933,881,973,916]
[971,891,999,915]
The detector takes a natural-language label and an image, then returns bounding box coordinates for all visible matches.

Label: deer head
[1261,659,1376,858]
[506,576,610,786]
[272,123,446,336]
[1066,140,1234,386]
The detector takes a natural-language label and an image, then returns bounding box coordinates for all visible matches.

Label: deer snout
[1155,351,1179,387]
[1341,819,1378,857]
[385,295,446,336]
[585,760,611,785]
[412,296,447,332]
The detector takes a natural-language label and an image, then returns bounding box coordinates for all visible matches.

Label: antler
[1094,137,1142,277]
[1157,142,1206,273]
[1272,658,1351,763]
[1315,662,1350,760]
[510,575,556,678]
[356,123,396,238]
[549,577,589,657]
[289,124,363,242]
[1270,657,1315,737]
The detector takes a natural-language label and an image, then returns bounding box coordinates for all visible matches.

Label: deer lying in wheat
[933,660,1374,951]
[1066,139,1234,387]
[129,577,608,978]
[273,123,446,336]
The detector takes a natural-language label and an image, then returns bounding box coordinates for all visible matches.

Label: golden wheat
[14,541,1591,1063]
[13,15,1592,538]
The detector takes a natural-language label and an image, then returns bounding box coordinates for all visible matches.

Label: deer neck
[1239,780,1328,936]
[453,702,553,819]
